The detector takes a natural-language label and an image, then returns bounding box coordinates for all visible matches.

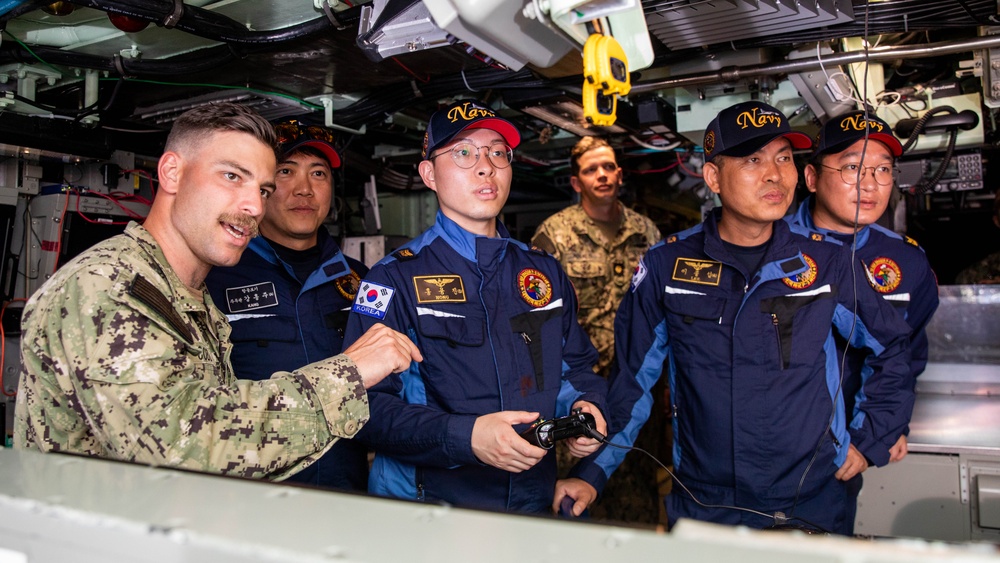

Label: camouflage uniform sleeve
[649,224,662,246]
[531,222,559,259]
[955,251,1000,284]
[17,264,367,480]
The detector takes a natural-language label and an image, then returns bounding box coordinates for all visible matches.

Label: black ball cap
[814,111,903,158]
[422,100,521,159]
[703,100,812,162]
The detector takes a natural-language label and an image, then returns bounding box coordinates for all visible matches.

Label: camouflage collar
[123,222,214,313]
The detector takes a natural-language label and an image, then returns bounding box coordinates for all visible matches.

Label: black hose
[899,106,957,153]
[912,130,958,195]
[895,106,962,195]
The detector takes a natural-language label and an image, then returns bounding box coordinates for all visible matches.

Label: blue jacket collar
[792,197,870,248]
[430,210,522,262]
[247,229,351,287]
[702,208,809,282]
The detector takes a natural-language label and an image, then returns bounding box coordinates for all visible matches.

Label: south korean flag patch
[631,258,648,291]
[352,281,396,320]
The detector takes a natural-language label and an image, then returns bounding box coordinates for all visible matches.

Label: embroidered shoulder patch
[671,257,722,286]
[393,248,418,261]
[352,281,396,319]
[413,275,466,303]
[334,270,362,301]
[782,254,818,290]
[865,257,902,293]
[518,269,552,307]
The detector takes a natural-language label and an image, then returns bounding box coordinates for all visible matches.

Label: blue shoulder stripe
[869,223,904,242]
[374,230,441,268]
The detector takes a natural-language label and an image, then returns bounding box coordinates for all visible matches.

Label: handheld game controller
[519,409,599,449]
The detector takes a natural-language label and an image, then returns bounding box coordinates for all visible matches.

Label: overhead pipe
[630,34,1000,94]
[0,42,237,76]
[16,0,364,45]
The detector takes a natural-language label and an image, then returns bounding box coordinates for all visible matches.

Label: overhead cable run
[2,0,365,45]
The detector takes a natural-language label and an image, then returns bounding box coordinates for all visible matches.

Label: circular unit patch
[782,254,818,290]
[334,270,361,300]
[867,257,902,293]
[518,268,552,307]
[704,131,716,155]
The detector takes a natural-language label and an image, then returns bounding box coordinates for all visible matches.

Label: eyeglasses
[274,121,336,145]
[820,163,896,186]
[428,142,513,169]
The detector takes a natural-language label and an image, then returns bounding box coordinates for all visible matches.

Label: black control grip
[519,410,597,449]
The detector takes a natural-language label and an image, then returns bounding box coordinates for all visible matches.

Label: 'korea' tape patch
[352,281,396,320]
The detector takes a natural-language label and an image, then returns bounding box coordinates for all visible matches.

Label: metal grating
[643,0,855,50]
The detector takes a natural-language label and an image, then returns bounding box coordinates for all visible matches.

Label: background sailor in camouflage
[956,188,1000,284]
[532,137,660,377]
[532,136,666,526]
[15,102,420,479]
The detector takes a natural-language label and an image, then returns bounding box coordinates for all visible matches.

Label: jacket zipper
[416,467,425,501]
[771,313,784,370]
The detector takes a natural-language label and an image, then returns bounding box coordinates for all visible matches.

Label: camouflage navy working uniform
[15,222,368,479]
[532,203,660,376]
[955,252,1000,284]
[533,202,665,526]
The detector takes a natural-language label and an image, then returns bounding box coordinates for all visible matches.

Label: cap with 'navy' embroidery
[814,111,903,158]
[422,100,521,159]
[703,101,812,162]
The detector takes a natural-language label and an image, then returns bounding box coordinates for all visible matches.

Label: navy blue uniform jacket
[574,210,913,528]
[205,229,369,491]
[789,198,938,428]
[344,211,606,514]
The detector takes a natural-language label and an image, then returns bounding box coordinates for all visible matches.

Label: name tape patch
[671,258,722,286]
[414,275,466,303]
[225,282,279,314]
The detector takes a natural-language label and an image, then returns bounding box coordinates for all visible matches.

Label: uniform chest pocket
[661,291,727,375]
[759,292,834,370]
[228,316,298,346]
[564,259,606,279]
[509,306,563,393]
[662,291,726,324]
[417,312,485,347]
[564,260,606,308]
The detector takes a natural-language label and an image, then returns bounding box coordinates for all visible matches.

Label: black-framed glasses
[275,121,335,144]
[428,142,513,169]
[820,163,895,186]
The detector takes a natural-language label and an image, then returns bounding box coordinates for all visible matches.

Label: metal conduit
[630,35,1000,94]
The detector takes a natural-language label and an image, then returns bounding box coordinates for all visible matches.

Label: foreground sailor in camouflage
[15,103,421,479]
[532,136,664,526]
